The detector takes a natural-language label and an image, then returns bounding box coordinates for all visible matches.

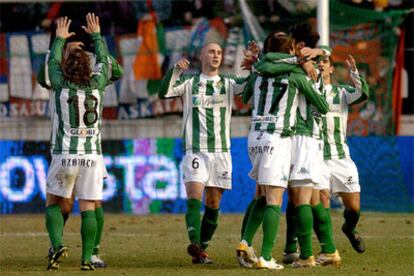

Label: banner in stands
[0,137,412,214]
[0,0,408,136]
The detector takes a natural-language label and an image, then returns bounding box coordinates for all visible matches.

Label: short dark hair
[290,23,319,48]
[263,31,291,54]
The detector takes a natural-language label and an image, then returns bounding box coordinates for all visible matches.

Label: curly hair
[62,49,91,86]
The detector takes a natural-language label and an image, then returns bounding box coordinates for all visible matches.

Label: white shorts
[324,158,360,196]
[289,135,323,188]
[102,157,108,179]
[46,154,104,200]
[247,131,291,188]
[314,161,331,190]
[182,152,232,190]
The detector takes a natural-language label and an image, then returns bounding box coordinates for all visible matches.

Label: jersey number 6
[192,157,199,169]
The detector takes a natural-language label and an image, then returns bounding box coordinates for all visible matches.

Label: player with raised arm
[159,42,248,264]
[38,20,123,270]
[317,53,369,257]
[45,13,108,271]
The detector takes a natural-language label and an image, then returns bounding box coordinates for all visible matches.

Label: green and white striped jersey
[248,60,329,137]
[294,89,325,139]
[320,70,369,159]
[48,33,109,154]
[159,66,247,153]
[256,52,330,139]
[244,73,296,136]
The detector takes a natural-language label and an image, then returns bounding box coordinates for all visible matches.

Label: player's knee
[346,204,360,213]
[205,197,220,209]
[60,200,74,214]
[320,190,331,207]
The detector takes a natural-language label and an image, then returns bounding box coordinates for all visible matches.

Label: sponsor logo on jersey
[252,115,278,123]
[69,128,98,137]
[192,95,225,107]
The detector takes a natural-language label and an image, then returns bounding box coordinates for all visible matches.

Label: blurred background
[0,0,412,215]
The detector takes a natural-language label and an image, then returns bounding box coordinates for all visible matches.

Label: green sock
[93,206,104,255]
[260,205,281,261]
[81,210,97,262]
[326,208,334,245]
[312,203,336,253]
[284,201,297,253]
[343,209,360,234]
[242,196,266,246]
[200,206,219,249]
[240,198,257,239]
[295,204,313,260]
[185,199,202,245]
[45,204,64,250]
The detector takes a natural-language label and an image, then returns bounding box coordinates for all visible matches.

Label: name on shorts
[62,158,97,168]
[248,145,274,155]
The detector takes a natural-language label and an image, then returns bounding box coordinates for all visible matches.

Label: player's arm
[254,59,304,76]
[343,55,370,106]
[48,17,75,90]
[299,45,331,60]
[84,13,109,90]
[263,52,318,80]
[159,59,190,99]
[225,74,252,97]
[242,73,257,104]
[38,52,51,89]
[106,55,123,85]
[294,73,329,114]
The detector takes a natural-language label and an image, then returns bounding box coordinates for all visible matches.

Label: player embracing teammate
[237,23,368,270]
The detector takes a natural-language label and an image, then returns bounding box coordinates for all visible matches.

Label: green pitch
[0,212,413,275]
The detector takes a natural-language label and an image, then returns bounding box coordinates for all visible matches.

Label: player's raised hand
[82,13,101,34]
[56,17,75,39]
[176,58,190,70]
[345,55,357,72]
[241,55,257,71]
[247,40,260,57]
[300,47,323,60]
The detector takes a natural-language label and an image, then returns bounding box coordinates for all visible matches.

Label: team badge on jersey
[192,96,201,106]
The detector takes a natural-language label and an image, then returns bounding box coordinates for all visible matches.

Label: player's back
[51,83,104,155]
[250,73,298,137]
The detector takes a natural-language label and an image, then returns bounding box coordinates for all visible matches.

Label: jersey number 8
[67,95,99,127]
